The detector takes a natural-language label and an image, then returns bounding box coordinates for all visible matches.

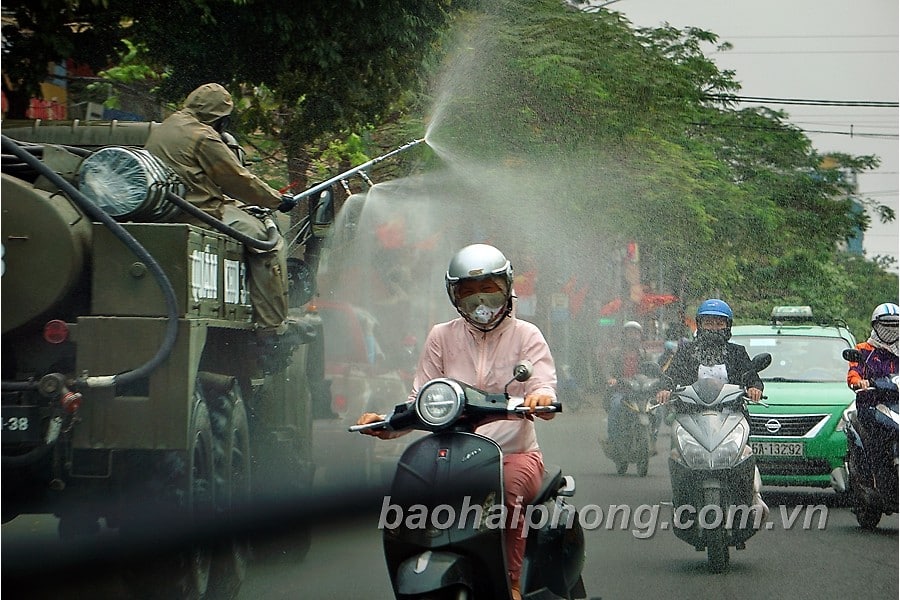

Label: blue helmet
[697,299,733,341]
[697,299,733,322]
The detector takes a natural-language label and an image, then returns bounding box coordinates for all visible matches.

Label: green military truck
[1,121,332,599]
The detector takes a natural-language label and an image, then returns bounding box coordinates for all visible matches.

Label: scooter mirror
[750,353,772,373]
[513,361,534,382]
[842,348,862,363]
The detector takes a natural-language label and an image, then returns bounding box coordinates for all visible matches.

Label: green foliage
[414,0,895,323]
[86,40,166,108]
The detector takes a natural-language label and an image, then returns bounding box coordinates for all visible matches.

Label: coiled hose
[0,134,180,391]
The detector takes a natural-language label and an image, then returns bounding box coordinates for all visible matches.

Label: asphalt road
[4,396,897,599]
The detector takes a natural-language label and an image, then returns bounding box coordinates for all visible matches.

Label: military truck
[1,121,335,599]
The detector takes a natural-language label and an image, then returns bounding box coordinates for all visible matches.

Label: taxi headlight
[415,379,465,428]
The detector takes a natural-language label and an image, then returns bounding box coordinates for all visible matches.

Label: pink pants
[503,450,544,583]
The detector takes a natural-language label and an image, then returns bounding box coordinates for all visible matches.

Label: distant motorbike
[657,353,771,573]
[603,362,662,477]
[840,348,899,530]
[351,361,588,600]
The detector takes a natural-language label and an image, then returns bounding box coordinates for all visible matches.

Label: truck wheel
[207,384,251,600]
[122,390,215,600]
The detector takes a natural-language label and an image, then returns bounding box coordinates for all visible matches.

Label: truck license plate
[751,442,804,457]
[1,406,42,444]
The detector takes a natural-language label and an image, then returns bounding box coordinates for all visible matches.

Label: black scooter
[603,362,661,477]
[351,361,587,600]
[840,348,899,530]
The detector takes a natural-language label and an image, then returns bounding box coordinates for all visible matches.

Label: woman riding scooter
[847,302,898,395]
[357,243,556,600]
[847,302,900,478]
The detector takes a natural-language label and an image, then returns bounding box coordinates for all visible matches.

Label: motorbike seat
[529,464,563,505]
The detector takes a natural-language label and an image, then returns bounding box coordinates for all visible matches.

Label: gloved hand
[277,194,298,213]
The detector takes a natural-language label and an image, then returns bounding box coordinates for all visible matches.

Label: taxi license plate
[751,442,804,457]
[1,406,42,444]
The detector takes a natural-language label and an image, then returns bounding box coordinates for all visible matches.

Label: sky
[598,0,899,271]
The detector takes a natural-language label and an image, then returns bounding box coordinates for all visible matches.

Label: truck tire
[207,382,251,600]
[122,389,215,600]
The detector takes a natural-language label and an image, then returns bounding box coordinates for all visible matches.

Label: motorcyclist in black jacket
[656,298,768,517]
[657,299,762,402]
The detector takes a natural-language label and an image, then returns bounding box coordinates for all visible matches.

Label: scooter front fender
[395,550,474,597]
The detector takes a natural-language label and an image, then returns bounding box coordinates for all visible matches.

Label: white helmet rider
[445,244,514,332]
[870,302,899,346]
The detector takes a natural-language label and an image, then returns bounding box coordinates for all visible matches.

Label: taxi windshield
[731,335,850,382]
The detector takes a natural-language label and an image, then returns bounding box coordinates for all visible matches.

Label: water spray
[290,138,426,201]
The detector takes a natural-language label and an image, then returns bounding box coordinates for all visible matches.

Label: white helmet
[445,244,514,331]
[623,321,643,333]
[871,302,899,344]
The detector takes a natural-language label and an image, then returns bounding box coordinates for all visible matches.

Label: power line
[717,50,897,55]
[703,94,898,108]
[689,121,899,139]
[721,34,897,39]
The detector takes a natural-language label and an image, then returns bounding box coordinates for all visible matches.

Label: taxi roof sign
[771,305,814,321]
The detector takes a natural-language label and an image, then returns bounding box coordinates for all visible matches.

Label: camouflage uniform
[145,83,288,329]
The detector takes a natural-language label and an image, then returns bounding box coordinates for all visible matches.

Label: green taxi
[731,306,857,491]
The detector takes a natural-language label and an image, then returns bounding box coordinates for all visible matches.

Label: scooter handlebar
[745,395,769,407]
[348,420,389,433]
[513,403,561,414]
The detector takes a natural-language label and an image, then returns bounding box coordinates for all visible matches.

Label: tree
[388,0,895,323]
[2,0,461,186]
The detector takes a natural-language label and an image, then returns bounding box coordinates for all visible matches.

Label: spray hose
[163,192,280,251]
[290,138,425,202]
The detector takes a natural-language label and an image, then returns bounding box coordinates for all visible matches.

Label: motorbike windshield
[693,378,726,405]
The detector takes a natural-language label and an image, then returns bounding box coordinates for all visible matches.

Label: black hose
[0,134,180,390]
[164,192,279,251]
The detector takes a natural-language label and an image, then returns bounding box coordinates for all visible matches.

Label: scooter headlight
[415,379,465,428]
[673,422,748,470]
[709,422,748,469]
[838,401,857,432]
[673,424,708,470]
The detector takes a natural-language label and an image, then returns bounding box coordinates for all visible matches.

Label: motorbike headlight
[415,379,465,428]
[673,424,709,470]
[673,422,748,470]
[709,422,748,469]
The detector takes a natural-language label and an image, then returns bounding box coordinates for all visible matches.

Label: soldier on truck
[144,82,304,339]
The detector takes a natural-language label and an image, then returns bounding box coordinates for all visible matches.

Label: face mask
[697,328,727,346]
[874,322,899,344]
[458,292,507,325]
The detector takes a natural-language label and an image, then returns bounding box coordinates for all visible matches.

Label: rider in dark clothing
[663,336,763,392]
[604,321,648,444]
[657,298,768,518]
[846,302,899,449]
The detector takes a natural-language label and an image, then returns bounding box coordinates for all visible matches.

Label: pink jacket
[408,315,557,454]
